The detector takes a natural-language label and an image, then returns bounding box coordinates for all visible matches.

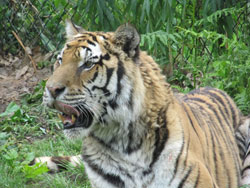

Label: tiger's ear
[113,23,140,58]
[65,19,86,40]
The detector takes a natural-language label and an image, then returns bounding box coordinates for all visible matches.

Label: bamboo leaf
[96,0,104,26]
[145,0,150,17]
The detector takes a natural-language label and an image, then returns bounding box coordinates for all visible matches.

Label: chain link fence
[1,0,73,55]
[0,0,249,60]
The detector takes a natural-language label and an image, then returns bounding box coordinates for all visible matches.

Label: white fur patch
[70,155,83,167]
[78,42,102,68]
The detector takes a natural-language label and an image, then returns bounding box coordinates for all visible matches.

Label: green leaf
[168,34,178,43]
[22,163,49,179]
[144,0,150,17]
[41,33,56,51]
[3,149,18,161]
[96,0,104,26]
[0,132,9,140]
[0,102,20,118]
[25,152,35,163]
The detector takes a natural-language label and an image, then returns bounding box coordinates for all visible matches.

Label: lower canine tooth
[72,115,76,124]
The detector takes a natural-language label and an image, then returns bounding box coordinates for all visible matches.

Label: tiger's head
[43,20,146,139]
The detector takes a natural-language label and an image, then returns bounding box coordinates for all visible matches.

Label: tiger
[32,20,250,188]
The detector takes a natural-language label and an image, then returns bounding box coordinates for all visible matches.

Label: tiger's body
[34,20,250,187]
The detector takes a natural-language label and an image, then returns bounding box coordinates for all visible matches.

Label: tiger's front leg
[31,155,83,172]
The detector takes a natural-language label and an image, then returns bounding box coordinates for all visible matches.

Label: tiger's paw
[30,156,61,173]
[30,155,83,173]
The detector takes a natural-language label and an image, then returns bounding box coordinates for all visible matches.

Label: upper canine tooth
[58,114,65,122]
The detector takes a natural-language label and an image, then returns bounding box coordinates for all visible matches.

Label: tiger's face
[43,20,143,139]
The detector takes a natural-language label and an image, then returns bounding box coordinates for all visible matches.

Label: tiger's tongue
[54,101,80,117]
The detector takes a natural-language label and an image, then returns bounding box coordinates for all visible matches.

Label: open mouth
[54,101,93,129]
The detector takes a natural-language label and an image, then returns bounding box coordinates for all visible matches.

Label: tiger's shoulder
[181,87,241,127]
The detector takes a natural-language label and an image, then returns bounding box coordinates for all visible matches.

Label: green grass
[0,82,91,188]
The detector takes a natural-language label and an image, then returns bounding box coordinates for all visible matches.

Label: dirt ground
[0,49,54,113]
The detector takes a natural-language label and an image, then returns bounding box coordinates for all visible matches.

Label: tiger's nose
[47,86,66,99]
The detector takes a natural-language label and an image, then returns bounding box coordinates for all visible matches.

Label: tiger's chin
[63,127,91,140]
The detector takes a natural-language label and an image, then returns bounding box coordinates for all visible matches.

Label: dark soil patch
[0,51,54,113]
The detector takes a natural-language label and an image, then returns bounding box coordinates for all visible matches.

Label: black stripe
[192,104,218,183]
[92,66,114,96]
[187,96,241,177]
[87,39,96,46]
[98,34,108,40]
[66,43,72,48]
[244,149,250,160]
[213,88,238,126]
[199,105,226,184]
[96,56,104,66]
[82,154,125,188]
[99,112,107,124]
[143,108,168,176]
[90,134,113,150]
[124,122,143,154]
[183,105,200,138]
[92,35,97,42]
[94,54,109,67]
[150,115,168,167]
[103,67,114,89]
[125,123,134,154]
[128,88,134,109]
[81,46,91,52]
[108,61,125,110]
[66,93,82,96]
[184,103,209,165]
[84,33,98,39]
[83,85,93,98]
[102,53,110,60]
[116,61,125,97]
[184,97,222,123]
[195,100,230,182]
[64,97,85,101]
[75,35,87,39]
[89,70,99,83]
[226,166,232,187]
[199,90,234,133]
[91,56,99,60]
[85,33,95,37]
[177,166,192,188]
[202,89,230,117]
[235,133,246,159]
[183,134,190,167]
[241,165,250,176]
[108,99,118,109]
[51,156,71,171]
[194,167,200,188]
[246,140,250,154]
[142,128,160,175]
[169,137,185,184]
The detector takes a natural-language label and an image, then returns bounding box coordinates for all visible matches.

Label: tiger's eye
[85,61,93,69]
